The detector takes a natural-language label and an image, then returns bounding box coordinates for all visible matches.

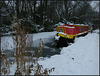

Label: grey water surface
[2,37,61,63]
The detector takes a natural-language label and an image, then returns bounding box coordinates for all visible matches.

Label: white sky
[90,1,99,12]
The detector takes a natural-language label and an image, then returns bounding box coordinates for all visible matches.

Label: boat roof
[58,24,89,27]
[74,24,89,26]
[58,25,75,28]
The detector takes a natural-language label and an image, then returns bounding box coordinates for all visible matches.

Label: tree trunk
[34,0,36,22]
[64,0,68,21]
[40,0,43,24]
[16,0,20,18]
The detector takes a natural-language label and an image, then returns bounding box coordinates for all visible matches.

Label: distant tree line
[0,0,99,33]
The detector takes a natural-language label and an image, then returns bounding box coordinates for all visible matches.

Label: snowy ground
[38,30,99,75]
[1,29,99,75]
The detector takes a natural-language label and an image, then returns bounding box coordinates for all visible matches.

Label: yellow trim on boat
[58,30,89,39]
[67,34,76,39]
[58,33,76,39]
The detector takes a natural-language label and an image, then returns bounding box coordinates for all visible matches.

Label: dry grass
[1,53,10,75]
[1,15,55,75]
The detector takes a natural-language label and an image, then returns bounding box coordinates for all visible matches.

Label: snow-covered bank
[38,30,99,75]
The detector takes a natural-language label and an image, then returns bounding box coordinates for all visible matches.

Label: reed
[1,15,55,75]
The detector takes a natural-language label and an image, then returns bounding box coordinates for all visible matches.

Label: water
[41,42,61,57]
[2,37,61,63]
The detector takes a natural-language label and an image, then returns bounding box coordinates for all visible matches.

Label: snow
[56,32,69,38]
[39,27,44,32]
[90,1,99,12]
[75,24,88,26]
[67,22,74,25]
[9,63,17,75]
[38,30,99,75]
[58,22,65,25]
[32,31,57,41]
[1,36,13,51]
[64,26,75,28]
[54,36,60,40]
[1,30,99,75]
[1,31,57,50]
[58,32,66,35]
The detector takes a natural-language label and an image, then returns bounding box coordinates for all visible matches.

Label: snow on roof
[64,26,75,28]
[58,25,75,28]
[74,24,89,26]
[68,23,74,25]
[58,22,65,25]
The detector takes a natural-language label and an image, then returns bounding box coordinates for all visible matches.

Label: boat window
[80,27,82,32]
[84,27,86,31]
[87,27,88,30]
[59,28,63,32]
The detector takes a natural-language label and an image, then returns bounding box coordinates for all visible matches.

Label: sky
[90,1,99,12]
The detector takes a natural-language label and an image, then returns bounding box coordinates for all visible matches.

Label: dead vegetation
[1,53,10,75]
[1,15,55,75]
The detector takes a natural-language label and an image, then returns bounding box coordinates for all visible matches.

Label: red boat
[55,24,90,47]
